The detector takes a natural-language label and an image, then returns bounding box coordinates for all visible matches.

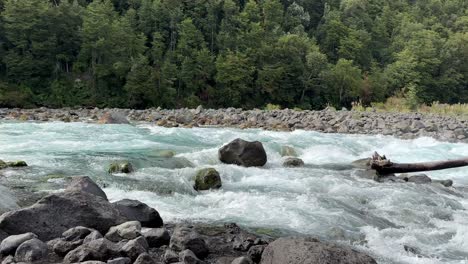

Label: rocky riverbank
[0,107,467,143]
[0,176,377,264]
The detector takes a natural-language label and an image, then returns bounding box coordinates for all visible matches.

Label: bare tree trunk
[370,152,468,175]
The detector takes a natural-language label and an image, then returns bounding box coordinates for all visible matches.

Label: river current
[0,121,467,264]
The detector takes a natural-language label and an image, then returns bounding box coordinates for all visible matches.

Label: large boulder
[98,112,130,124]
[260,237,377,264]
[219,139,267,167]
[113,199,163,228]
[0,191,126,241]
[67,176,108,200]
[194,168,222,191]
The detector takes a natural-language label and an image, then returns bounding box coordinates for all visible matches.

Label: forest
[0,0,466,109]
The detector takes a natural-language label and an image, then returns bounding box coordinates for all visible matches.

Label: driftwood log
[370,152,468,175]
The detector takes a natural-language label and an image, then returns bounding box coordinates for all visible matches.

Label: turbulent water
[1,121,468,264]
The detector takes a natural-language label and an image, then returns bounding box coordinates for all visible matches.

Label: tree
[323,59,363,107]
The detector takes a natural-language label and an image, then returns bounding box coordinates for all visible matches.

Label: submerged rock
[280,146,297,157]
[219,138,267,167]
[194,168,222,191]
[282,157,304,167]
[433,179,453,187]
[113,199,163,228]
[108,162,134,174]
[6,161,28,167]
[260,237,377,264]
[0,191,126,241]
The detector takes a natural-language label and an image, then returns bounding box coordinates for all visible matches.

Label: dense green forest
[0,0,466,109]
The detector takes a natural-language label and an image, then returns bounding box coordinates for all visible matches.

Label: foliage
[0,0,466,109]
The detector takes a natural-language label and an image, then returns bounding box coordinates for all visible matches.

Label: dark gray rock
[67,176,108,200]
[247,245,264,263]
[232,257,253,264]
[134,253,156,264]
[433,179,453,187]
[0,233,37,256]
[282,157,304,167]
[108,162,134,174]
[407,174,432,184]
[141,228,170,248]
[83,230,104,244]
[107,257,131,264]
[120,236,149,261]
[0,230,7,244]
[105,221,141,242]
[219,139,267,167]
[63,226,94,242]
[1,256,15,264]
[49,238,83,256]
[194,168,222,191]
[14,238,48,262]
[179,249,204,264]
[113,199,163,228]
[0,191,126,241]
[164,249,180,263]
[260,237,377,264]
[80,261,106,264]
[169,225,208,259]
[63,238,120,263]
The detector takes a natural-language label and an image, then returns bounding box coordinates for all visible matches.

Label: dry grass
[352,98,468,119]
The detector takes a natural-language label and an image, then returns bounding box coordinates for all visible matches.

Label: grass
[352,98,468,119]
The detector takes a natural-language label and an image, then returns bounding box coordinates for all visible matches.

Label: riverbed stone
[194,168,222,191]
[106,221,141,242]
[179,249,203,264]
[98,112,130,124]
[407,174,432,184]
[67,176,108,200]
[120,236,149,261]
[134,253,155,264]
[232,257,253,264]
[219,139,267,167]
[260,237,377,264]
[63,238,120,263]
[113,199,163,228]
[0,191,126,241]
[0,233,37,256]
[141,228,170,248]
[108,162,134,174]
[433,179,453,187]
[170,225,208,259]
[14,238,48,262]
[107,257,132,264]
[5,161,27,167]
[282,157,304,167]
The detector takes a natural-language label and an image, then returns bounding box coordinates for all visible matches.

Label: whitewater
[0,121,467,264]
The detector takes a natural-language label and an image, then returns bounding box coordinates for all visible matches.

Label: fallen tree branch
[370,152,468,175]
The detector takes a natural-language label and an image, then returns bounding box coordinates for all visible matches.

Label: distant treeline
[0,0,466,109]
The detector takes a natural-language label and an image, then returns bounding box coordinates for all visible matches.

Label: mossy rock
[194,168,222,191]
[280,146,297,157]
[283,157,304,167]
[0,160,7,169]
[6,161,28,167]
[108,162,134,174]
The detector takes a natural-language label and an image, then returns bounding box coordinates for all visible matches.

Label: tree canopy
[0,0,466,109]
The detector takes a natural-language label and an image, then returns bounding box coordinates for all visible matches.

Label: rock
[113,199,163,228]
[1,255,15,264]
[179,249,203,264]
[63,226,94,242]
[155,150,176,158]
[0,191,126,241]
[247,245,264,263]
[194,168,222,191]
[81,261,106,264]
[280,146,297,157]
[51,238,83,256]
[0,233,37,256]
[351,158,371,169]
[108,162,134,174]
[134,253,155,264]
[64,238,119,263]
[219,139,267,167]
[0,160,7,170]
[67,176,108,200]
[105,221,141,242]
[260,237,377,264]
[98,112,130,124]
[141,228,170,248]
[194,105,204,115]
[107,257,132,264]
[120,236,149,261]
[169,225,208,259]
[5,161,27,167]
[282,157,304,167]
[164,249,179,263]
[232,257,253,264]
[433,179,453,187]
[0,230,7,243]
[407,174,432,184]
[83,230,104,244]
[14,238,48,262]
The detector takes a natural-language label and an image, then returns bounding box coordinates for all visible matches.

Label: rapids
[0,121,467,264]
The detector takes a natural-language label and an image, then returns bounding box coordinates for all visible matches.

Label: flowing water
[1,121,468,264]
